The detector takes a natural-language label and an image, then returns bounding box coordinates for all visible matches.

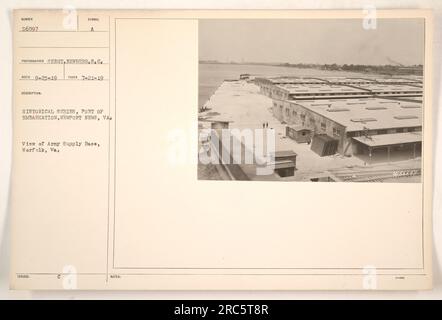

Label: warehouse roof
[373,77,423,84]
[354,83,423,93]
[289,98,422,132]
[319,77,376,84]
[256,75,423,86]
[353,131,422,147]
[276,83,368,95]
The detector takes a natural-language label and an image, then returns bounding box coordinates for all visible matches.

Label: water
[199,63,367,109]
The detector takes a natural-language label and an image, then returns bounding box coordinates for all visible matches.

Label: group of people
[262,122,269,128]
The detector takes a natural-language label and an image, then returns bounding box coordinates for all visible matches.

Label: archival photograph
[197,19,424,182]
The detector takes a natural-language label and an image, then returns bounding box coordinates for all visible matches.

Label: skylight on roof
[394,115,419,120]
[327,108,350,112]
[351,118,377,123]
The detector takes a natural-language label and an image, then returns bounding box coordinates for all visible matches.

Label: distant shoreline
[199,61,423,77]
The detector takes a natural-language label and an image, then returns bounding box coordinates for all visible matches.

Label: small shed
[286,125,312,143]
[274,160,296,177]
[273,150,297,166]
[271,150,297,177]
[310,134,339,156]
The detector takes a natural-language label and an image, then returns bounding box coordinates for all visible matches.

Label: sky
[199,19,424,66]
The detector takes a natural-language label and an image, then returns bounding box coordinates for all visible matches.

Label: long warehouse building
[260,76,423,160]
